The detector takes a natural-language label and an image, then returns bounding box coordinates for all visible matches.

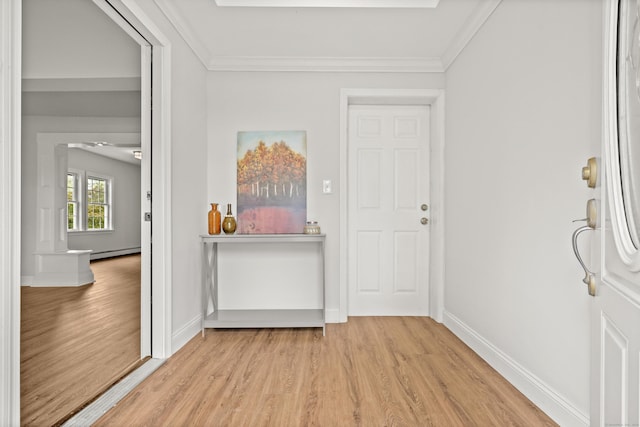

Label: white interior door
[139,44,152,358]
[347,105,430,316]
[94,1,152,357]
[592,1,640,424]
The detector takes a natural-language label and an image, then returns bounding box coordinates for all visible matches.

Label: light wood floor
[96,317,557,426]
[21,254,142,426]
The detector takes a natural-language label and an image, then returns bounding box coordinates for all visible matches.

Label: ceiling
[22,0,500,165]
[70,144,142,166]
[154,0,501,72]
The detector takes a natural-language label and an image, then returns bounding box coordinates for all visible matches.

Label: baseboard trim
[443,311,589,427]
[90,248,141,260]
[172,314,202,354]
[325,308,342,324]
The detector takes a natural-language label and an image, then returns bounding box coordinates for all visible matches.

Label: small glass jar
[303,221,321,234]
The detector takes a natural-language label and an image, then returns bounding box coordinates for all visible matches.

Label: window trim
[86,172,113,231]
[66,169,114,233]
[66,170,80,232]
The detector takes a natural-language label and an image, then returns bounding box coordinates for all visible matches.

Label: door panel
[601,311,629,425]
[357,231,382,292]
[358,150,382,208]
[394,232,418,292]
[348,105,430,316]
[593,1,640,424]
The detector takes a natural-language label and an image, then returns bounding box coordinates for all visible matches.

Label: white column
[30,140,93,287]
[36,142,69,253]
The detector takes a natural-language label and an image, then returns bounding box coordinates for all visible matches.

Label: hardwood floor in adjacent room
[21,254,142,426]
[96,316,557,426]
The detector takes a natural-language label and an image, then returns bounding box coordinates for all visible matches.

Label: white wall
[444,1,601,425]
[131,0,209,351]
[207,72,445,319]
[67,148,141,257]
[22,0,140,79]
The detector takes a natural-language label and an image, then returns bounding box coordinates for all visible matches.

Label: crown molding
[214,0,440,7]
[441,0,502,70]
[21,77,141,92]
[208,56,444,73]
[154,0,498,73]
[153,0,212,68]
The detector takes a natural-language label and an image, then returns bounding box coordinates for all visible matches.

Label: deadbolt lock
[581,157,598,188]
[421,204,429,211]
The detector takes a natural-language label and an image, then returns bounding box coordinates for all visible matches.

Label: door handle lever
[571,199,598,296]
[572,224,596,296]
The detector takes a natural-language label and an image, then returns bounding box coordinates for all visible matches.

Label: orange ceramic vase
[208,203,221,235]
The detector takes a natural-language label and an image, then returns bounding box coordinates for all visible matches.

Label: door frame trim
[1,0,21,423]
[339,88,445,322]
[2,0,174,422]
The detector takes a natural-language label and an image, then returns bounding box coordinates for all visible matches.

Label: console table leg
[201,241,208,337]
[212,242,218,311]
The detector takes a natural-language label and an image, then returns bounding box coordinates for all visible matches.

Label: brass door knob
[581,157,597,188]
[421,217,429,225]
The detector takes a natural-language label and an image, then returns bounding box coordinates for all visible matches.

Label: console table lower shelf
[201,234,326,336]
[203,309,324,330]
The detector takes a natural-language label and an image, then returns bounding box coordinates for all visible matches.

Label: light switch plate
[322,179,332,194]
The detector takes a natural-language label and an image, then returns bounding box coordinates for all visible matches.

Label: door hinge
[144,212,152,222]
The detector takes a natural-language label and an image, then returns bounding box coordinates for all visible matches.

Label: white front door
[347,105,430,316]
[592,1,640,424]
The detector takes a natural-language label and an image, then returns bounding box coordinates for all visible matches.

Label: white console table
[200,234,326,336]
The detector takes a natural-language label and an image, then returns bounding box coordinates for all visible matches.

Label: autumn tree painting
[237,131,307,234]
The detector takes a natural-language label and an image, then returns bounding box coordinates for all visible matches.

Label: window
[67,172,79,231]
[87,176,111,230]
[66,170,113,232]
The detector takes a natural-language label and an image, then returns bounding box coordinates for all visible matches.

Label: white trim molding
[90,247,141,260]
[154,0,499,74]
[214,0,440,7]
[441,0,502,70]
[172,314,202,354]
[208,56,443,73]
[1,0,21,424]
[339,88,445,323]
[324,308,340,324]
[152,0,212,68]
[443,311,589,427]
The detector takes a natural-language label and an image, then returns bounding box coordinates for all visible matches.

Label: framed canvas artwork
[237,130,307,234]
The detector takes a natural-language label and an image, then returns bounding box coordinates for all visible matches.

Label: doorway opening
[18,0,171,423]
[20,0,148,423]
